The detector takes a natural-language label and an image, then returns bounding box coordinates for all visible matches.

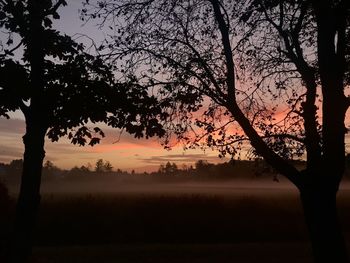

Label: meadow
[2,179,350,262]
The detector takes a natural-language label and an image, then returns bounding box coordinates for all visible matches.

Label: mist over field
[10,177,298,196]
[1,171,350,263]
[5,171,350,196]
[1,159,350,262]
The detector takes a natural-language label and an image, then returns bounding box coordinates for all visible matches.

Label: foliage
[82,3,350,259]
[83,0,349,180]
[81,0,310,159]
[0,0,166,146]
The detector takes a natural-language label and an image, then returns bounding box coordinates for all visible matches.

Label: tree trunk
[9,122,47,263]
[300,187,348,263]
[8,1,48,260]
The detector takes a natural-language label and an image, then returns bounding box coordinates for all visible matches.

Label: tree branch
[45,0,67,16]
[0,40,23,58]
[210,0,302,187]
[259,1,322,171]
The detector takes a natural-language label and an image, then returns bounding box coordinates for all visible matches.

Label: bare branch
[211,0,302,187]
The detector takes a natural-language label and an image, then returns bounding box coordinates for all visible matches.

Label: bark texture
[9,122,47,263]
[300,185,348,263]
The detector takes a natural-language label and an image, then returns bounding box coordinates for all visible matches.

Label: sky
[0,1,229,172]
[3,1,350,172]
[0,115,227,172]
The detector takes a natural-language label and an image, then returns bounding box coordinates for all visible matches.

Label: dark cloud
[44,140,98,161]
[45,141,82,154]
[101,128,162,147]
[0,119,25,163]
[0,144,23,163]
[138,153,228,164]
[0,118,25,135]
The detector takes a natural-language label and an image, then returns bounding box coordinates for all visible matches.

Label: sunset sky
[0,0,229,172]
[2,1,350,172]
[0,113,228,172]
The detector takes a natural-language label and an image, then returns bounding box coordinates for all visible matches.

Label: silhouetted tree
[95,159,105,173]
[158,164,165,174]
[195,160,210,171]
[80,165,91,173]
[0,0,165,262]
[42,160,61,179]
[43,160,54,170]
[158,162,179,175]
[85,0,350,261]
[193,160,212,177]
[95,159,113,173]
[103,161,113,172]
[7,159,23,175]
[166,162,178,174]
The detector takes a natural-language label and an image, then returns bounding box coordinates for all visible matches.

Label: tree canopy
[0,1,167,261]
[83,0,349,183]
[0,0,166,145]
[84,1,350,261]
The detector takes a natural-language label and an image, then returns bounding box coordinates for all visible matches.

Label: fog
[5,173,350,198]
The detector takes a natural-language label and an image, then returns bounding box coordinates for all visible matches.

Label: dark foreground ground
[32,242,315,263]
[2,180,350,262]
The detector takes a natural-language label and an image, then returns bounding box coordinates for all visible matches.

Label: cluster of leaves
[0,0,165,146]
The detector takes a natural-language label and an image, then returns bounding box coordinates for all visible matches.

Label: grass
[2,181,350,262]
[33,192,308,245]
[31,243,314,263]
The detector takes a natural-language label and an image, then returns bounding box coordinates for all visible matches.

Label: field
[2,180,350,262]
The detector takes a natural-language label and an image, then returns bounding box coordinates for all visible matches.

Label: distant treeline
[1,157,350,185]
